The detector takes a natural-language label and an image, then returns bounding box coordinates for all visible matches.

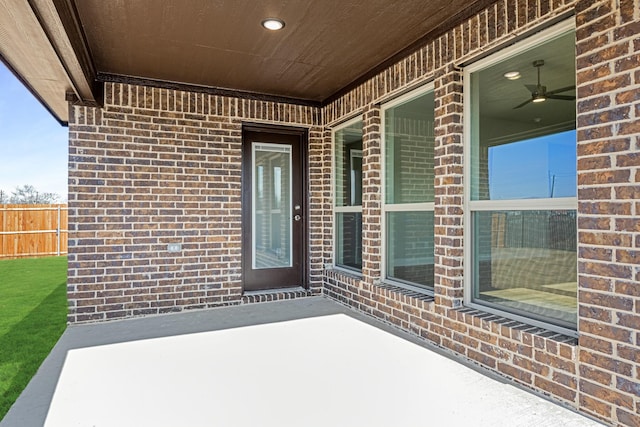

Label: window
[464,21,577,333]
[383,87,435,290]
[334,118,363,271]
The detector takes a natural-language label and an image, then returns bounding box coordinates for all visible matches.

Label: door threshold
[241,287,313,304]
[244,286,307,296]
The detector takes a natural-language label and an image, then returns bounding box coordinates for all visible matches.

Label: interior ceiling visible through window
[476,32,576,128]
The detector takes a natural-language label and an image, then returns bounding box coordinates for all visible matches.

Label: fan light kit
[504,71,521,80]
[513,60,576,109]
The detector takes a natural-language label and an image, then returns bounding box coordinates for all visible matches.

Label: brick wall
[361,105,382,283]
[575,0,640,425]
[68,84,324,322]
[322,0,639,426]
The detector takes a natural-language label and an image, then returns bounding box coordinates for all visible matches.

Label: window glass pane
[385,91,435,204]
[472,210,577,329]
[469,31,576,201]
[335,121,363,207]
[386,211,434,289]
[336,212,362,270]
[488,131,576,199]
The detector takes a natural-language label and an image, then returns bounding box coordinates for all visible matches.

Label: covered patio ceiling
[0,0,494,124]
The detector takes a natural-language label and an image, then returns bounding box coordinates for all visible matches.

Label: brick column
[433,64,464,309]
[67,104,105,323]
[321,127,334,268]
[575,1,640,424]
[361,105,382,284]
[307,125,329,291]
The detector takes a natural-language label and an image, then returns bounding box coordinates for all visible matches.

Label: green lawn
[0,256,67,420]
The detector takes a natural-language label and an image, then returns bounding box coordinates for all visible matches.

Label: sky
[489,130,577,200]
[0,61,68,200]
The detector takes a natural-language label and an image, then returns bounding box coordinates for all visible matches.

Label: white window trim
[385,202,435,212]
[470,197,576,211]
[463,19,578,337]
[332,116,364,273]
[381,83,436,292]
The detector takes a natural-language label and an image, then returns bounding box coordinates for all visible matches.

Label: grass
[0,256,67,421]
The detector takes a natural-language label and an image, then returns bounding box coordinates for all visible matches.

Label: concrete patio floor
[1,296,603,427]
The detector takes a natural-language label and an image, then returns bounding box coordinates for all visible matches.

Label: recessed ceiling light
[262,18,285,31]
[504,71,521,80]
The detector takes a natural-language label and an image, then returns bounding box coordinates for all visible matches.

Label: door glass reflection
[253,143,292,269]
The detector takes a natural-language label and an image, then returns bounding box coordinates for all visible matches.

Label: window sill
[376,279,433,301]
[327,265,363,279]
[463,301,578,340]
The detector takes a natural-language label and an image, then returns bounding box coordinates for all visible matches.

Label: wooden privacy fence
[0,204,68,259]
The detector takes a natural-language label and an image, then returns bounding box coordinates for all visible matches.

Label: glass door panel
[252,143,292,269]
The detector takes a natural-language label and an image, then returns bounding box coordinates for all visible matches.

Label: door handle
[294,214,301,221]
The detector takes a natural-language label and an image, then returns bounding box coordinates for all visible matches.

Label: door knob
[294,214,301,221]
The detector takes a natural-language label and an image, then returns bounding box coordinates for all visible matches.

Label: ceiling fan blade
[546,94,576,100]
[513,98,533,109]
[547,85,575,95]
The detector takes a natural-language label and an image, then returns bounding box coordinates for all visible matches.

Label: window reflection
[335,120,363,271]
[384,89,435,290]
[488,130,576,200]
[473,210,577,329]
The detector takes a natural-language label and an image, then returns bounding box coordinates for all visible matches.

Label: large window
[464,21,577,333]
[383,87,435,290]
[334,118,363,271]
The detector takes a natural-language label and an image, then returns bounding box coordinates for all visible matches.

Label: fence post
[56,204,61,256]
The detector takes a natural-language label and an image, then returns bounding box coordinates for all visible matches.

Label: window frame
[381,84,436,294]
[332,115,364,274]
[463,19,578,337]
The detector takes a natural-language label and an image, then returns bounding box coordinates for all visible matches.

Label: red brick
[615,218,640,232]
[580,380,635,410]
[580,350,633,376]
[534,350,576,374]
[616,377,640,398]
[617,313,640,329]
[579,232,632,247]
[579,305,613,324]
[535,376,576,401]
[577,44,629,70]
[553,371,578,390]
[497,362,533,384]
[580,291,634,311]
[513,355,550,377]
[578,170,631,186]
[615,408,640,427]
[614,281,640,297]
[578,138,630,154]
[467,348,496,369]
[579,393,612,420]
[578,216,611,230]
[580,365,613,386]
[619,120,640,136]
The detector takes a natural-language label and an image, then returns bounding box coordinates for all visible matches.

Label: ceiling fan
[513,60,575,109]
